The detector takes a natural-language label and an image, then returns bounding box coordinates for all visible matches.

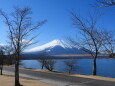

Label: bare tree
[0,7,46,86]
[64,59,77,73]
[38,53,47,69]
[95,0,115,57]
[96,0,115,7]
[38,57,46,69]
[102,31,115,58]
[68,11,104,75]
[4,46,15,65]
[44,57,56,71]
[38,52,56,71]
[0,47,5,75]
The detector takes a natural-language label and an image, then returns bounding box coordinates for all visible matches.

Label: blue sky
[0,0,115,48]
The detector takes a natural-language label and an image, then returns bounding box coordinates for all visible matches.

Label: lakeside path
[3,66,115,86]
[0,73,56,86]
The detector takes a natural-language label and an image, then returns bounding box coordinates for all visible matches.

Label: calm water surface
[21,59,115,78]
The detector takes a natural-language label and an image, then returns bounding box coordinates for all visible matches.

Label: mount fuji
[21,39,108,59]
[26,39,86,55]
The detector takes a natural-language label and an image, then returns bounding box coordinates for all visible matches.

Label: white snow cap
[27,39,71,52]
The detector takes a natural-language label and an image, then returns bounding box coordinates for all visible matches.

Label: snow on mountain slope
[24,39,88,56]
[27,39,71,52]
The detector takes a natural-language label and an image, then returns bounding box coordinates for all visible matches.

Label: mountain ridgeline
[22,39,108,59]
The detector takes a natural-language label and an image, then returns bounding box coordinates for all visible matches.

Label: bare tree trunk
[69,66,72,74]
[15,61,20,86]
[0,67,3,75]
[41,64,44,69]
[15,52,21,86]
[0,62,3,75]
[93,57,97,75]
[15,61,21,86]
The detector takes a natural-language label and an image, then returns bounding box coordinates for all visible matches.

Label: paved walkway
[3,66,115,86]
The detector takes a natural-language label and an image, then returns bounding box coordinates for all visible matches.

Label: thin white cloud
[13,38,33,44]
[21,39,33,44]
[0,43,5,47]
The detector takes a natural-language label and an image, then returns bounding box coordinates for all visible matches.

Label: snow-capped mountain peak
[27,39,70,52]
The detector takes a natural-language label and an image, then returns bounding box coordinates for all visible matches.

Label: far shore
[21,54,110,60]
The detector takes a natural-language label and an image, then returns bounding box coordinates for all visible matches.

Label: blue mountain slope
[23,39,87,59]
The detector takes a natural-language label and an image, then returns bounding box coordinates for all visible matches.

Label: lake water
[21,59,115,78]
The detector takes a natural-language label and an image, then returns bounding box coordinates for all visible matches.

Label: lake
[21,59,115,78]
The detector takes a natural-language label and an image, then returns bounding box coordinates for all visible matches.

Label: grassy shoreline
[4,66,115,82]
[33,69,115,82]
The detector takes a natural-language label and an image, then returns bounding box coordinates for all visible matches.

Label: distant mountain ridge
[22,39,108,59]
[26,39,86,55]
[27,39,71,52]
